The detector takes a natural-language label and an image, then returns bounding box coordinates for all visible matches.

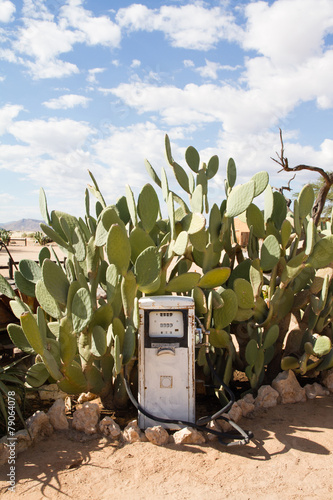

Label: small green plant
[0,358,27,437]
[0,229,11,245]
[34,231,52,246]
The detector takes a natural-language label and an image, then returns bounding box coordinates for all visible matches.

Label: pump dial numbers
[148,311,184,338]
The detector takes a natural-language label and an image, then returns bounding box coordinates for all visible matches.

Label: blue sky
[0,0,333,223]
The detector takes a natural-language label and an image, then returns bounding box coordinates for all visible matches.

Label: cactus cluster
[0,134,332,404]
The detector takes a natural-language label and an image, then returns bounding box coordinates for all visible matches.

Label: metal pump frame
[124,313,253,446]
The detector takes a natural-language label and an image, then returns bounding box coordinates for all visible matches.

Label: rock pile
[0,369,332,465]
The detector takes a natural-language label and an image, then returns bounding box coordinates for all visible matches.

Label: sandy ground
[0,395,332,499]
[0,238,65,280]
[1,238,333,499]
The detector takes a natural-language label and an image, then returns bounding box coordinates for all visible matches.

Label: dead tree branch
[271,129,333,225]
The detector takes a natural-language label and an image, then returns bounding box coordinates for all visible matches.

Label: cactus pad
[225,181,255,218]
[165,272,200,293]
[138,183,160,232]
[198,268,230,289]
[135,246,161,293]
[185,145,200,173]
[233,278,254,309]
[260,234,280,271]
[298,184,314,218]
[106,224,131,275]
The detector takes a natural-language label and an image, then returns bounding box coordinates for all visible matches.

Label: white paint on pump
[138,296,195,430]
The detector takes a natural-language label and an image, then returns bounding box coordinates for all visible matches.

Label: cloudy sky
[0,0,333,223]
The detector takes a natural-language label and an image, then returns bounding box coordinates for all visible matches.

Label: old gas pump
[132,295,253,445]
[138,295,195,429]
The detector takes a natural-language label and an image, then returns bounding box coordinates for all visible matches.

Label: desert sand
[1,240,332,499]
[0,396,332,499]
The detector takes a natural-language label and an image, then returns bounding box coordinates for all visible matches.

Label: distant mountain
[0,219,43,232]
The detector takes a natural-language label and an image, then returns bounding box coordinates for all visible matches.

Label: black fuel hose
[123,351,253,446]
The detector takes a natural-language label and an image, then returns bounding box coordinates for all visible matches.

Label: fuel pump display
[148,311,184,337]
[138,296,195,430]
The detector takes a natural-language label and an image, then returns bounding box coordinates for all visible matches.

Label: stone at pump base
[0,438,10,466]
[237,393,255,416]
[145,425,169,446]
[255,385,279,408]
[72,402,100,435]
[38,384,67,401]
[322,368,333,393]
[77,392,98,404]
[217,414,232,432]
[206,420,221,441]
[272,370,306,404]
[48,399,69,430]
[99,417,122,439]
[173,427,206,445]
[0,430,33,466]
[26,411,54,442]
[228,402,243,422]
[123,420,146,443]
[14,430,33,454]
[304,382,330,399]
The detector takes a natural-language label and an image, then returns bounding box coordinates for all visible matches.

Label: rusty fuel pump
[124,295,253,446]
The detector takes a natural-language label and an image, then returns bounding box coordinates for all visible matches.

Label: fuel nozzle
[195,316,210,352]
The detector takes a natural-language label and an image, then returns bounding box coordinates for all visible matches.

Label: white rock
[38,384,66,401]
[255,385,279,408]
[322,368,333,393]
[77,392,98,404]
[173,427,205,445]
[0,430,33,465]
[272,370,306,404]
[15,429,33,454]
[72,402,100,435]
[145,425,169,446]
[99,417,122,439]
[64,396,72,412]
[228,402,243,423]
[0,438,10,466]
[237,394,255,417]
[123,419,144,443]
[48,398,69,430]
[217,414,232,432]
[304,382,330,399]
[26,411,54,442]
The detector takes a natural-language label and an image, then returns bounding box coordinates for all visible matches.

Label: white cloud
[0,104,23,135]
[2,0,121,79]
[243,0,333,66]
[14,19,80,62]
[22,0,53,20]
[60,0,121,48]
[0,192,14,204]
[8,118,94,155]
[92,122,166,193]
[116,3,242,50]
[11,17,81,78]
[0,47,20,64]
[106,81,283,134]
[195,59,240,80]
[183,59,194,68]
[0,0,15,23]
[87,67,105,84]
[244,48,333,113]
[25,58,79,79]
[43,94,91,110]
[131,59,141,68]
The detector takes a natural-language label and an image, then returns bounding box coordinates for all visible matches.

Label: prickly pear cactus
[1,135,332,406]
